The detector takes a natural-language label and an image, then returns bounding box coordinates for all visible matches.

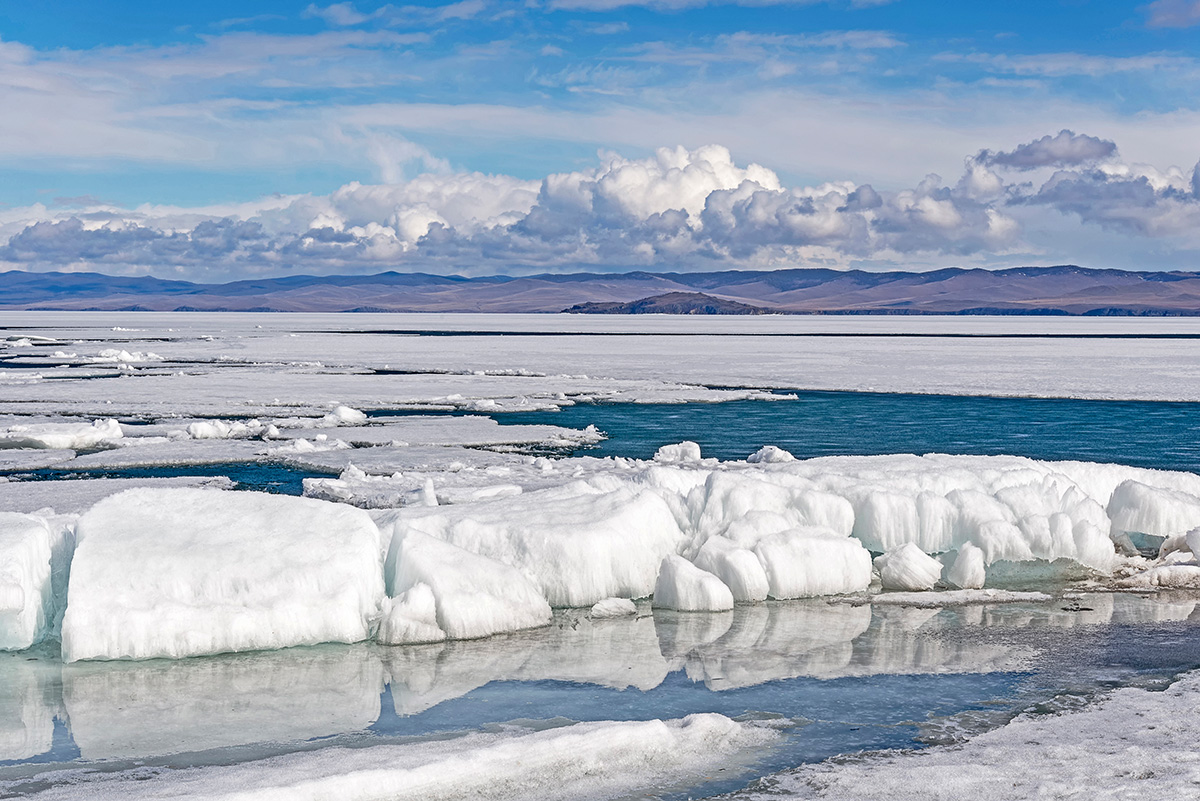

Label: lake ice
[4,312,1200,799]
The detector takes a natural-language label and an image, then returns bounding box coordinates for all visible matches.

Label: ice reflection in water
[3,592,1200,797]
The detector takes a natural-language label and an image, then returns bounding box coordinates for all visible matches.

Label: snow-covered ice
[20,713,775,801]
[0,419,122,450]
[652,555,735,612]
[740,667,1200,800]
[0,512,69,651]
[60,488,384,661]
[377,479,685,607]
[381,530,551,642]
[875,543,944,591]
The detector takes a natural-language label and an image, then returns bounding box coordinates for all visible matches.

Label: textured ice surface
[652,555,735,612]
[379,479,685,607]
[0,419,122,450]
[0,476,235,514]
[0,512,68,651]
[739,667,1200,800]
[0,449,75,470]
[875,543,944,591]
[61,488,384,661]
[382,530,551,642]
[21,713,775,801]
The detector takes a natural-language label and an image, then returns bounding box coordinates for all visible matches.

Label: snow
[0,419,122,450]
[738,667,1200,801]
[651,554,735,612]
[60,488,384,661]
[381,530,551,641]
[21,713,775,801]
[875,543,944,591]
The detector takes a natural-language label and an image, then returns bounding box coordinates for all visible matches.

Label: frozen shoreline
[733,665,1200,800]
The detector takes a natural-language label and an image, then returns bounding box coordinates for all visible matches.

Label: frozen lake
[4,312,1200,799]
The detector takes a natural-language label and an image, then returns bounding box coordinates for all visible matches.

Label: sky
[2,0,1200,280]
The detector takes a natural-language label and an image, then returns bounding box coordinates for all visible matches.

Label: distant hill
[565,292,771,315]
[3,265,1200,315]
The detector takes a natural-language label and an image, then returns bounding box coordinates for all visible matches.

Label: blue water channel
[496,391,1200,471]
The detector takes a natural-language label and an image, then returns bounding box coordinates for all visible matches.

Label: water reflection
[2,592,1200,773]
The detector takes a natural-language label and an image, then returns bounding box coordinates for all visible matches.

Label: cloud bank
[2,132,1198,279]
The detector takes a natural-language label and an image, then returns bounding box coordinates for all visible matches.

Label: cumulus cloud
[978,130,1117,170]
[2,135,1198,278]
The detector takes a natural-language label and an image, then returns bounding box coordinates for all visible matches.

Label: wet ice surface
[6,593,1200,799]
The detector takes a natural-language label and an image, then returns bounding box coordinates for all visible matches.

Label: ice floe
[0,419,122,450]
[7,450,1200,659]
[60,488,384,661]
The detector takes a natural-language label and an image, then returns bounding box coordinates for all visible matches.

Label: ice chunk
[947,543,986,589]
[0,419,122,450]
[589,597,638,618]
[875,543,943,592]
[187,419,265,439]
[61,488,384,661]
[747,445,795,463]
[378,583,447,644]
[693,536,769,602]
[654,441,702,463]
[382,530,550,641]
[754,528,873,599]
[0,513,56,651]
[1108,480,1200,540]
[652,555,734,612]
[322,405,368,426]
[383,480,685,607]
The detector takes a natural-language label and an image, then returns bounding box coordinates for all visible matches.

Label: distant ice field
[4,311,1200,404]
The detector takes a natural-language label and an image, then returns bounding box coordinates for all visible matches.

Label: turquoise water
[497,392,1200,470]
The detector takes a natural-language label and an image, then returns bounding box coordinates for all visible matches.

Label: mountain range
[3,266,1200,315]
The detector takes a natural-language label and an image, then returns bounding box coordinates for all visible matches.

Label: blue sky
[3,0,1200,278]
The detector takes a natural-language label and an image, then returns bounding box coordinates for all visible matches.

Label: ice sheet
[8,314,1200,420]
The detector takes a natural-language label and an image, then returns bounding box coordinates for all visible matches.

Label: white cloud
[1144,0,1200,28]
